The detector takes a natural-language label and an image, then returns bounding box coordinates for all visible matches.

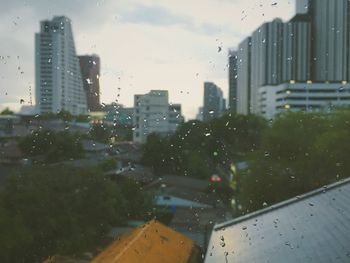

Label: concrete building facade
[236,1,350,117]
[35,16,87,115]
[78,55,101,112]
[203,82,225,121]
[133,90,183,143]
[237,37,252,115]
[310,0,350,82]
[228,50,238,112]
[250,19,283,113]
[282,15,311,82]
[259,82,350,119]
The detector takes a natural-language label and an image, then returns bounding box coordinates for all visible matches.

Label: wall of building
[203,82,225,121]
[228,50,238,112]
[35,16,87,115]
[237,37,251,115]
[259,82,350,119]
[133,90,183,143]
[311,0,349,81]
[79,55,101,112]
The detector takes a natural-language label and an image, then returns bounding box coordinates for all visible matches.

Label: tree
[19,129,84,163]
[141,133,170,175]
[237,111,350,213]
[75,114,90,123]
[0,107,14,115]
[0,167,126,262]
[0,166,154,262]
[57,110,73,122]
[89,124,111,143]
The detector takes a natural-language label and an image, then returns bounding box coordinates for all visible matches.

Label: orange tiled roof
[91,220,196,263]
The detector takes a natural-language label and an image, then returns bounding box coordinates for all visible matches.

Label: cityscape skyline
[235,0,350,117]
[0,0,295,119]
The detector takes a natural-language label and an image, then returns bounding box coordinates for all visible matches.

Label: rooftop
[205,178,350,263]
[91,220,201,263]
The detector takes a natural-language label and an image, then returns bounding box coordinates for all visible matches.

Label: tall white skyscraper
[35,16,87,115]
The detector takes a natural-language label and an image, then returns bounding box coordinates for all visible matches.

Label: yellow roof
[91,220,196,263]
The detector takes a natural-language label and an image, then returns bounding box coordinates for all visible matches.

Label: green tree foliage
[141,114,267,179]
[238,111,350,213]
[19,129,84,163]
[141,133,171,175]
[75,114,90,123]
[56,110,73,122]
[89,123,111,143]
[0,107,14,115]
[97,158,117,172]
[0,166,154,262]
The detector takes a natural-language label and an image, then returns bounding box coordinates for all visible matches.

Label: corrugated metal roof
[205,178,350,263]
[91,220,200,263]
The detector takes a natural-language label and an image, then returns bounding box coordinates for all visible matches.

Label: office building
[236,0,350,117]
[296,0,310,14]
[196,107,204,121]
[35,16,87,115]
[168,104,184,132]
[282,15,311,82]
[259,82,350,119]
[250,18,283,114]
[133,90,183,143]
[79,55,101,111]
[203,82,225,121]
[228,50,238,112]
[237,37,252,115]
[309,0,350,82]
[103,103,134,127]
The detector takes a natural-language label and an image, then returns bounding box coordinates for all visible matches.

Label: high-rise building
[237,37,251,115]
[282,15,311,82]
[203,82,225,121]
[133,90,183,143]
[236,0,350,118]
[79,55,101,112]
[259,82,350,119]
[168,104,184,132]
[228,50,238,112]
[296,0,310,14]
[309,0,350,82]
[250,19,283,113]
[35,16,87,115]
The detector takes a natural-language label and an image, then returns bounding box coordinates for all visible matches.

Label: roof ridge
[111,220,154,261]
[214,177,350,231]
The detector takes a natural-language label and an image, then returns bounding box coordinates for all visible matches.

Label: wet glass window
[0,0,349,262]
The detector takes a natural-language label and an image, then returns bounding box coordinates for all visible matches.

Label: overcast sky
[0,0,296,119]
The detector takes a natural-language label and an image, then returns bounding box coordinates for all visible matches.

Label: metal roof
[205,178,350,263]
